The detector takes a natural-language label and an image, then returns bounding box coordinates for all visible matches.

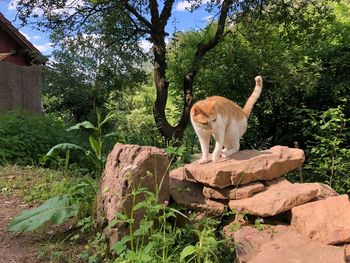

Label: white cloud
[165,37,170,45]
[175,0,211,12]
[7,0,18,10]
[19,30,31,41]
[138,37,170,52]
[34,42,53,54]
[203,15,214,23]
[8,0,85,16]
[139,39,152,52]
[175,1,193,11]
[51,0,85,16]
[8,0,43,15]
[33,35,41,40]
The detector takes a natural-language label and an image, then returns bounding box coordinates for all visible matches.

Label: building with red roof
[0,12,42,66]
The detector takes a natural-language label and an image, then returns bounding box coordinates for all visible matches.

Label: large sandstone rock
[314,183,339,200]
[229,180,319,216]
[96,144,170,246]
[203,181,265,200]
[169,167,226,215]
[346,245,350,262]
[231,225,345,263]
[291,194,350,245]
[184,146,304,188]
[263,177,292,187]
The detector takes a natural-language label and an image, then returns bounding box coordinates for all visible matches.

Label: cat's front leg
[212,132,224,162]
[197,129,211,164]
[222,137,240,158]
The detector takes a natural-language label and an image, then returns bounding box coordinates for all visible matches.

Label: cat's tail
[242,75,263,118]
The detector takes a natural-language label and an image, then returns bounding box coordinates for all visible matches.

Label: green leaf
[133,220,153,236]
[133,201,148,212]
[180,245,196,262]
[8,195,78,232]
[103,132,118,138]
[169,207,189,220]
[89,136,100,157]
[67,121,96,131]
[113,235,130,254]
[100,112,116,126]
[46,143,86,158]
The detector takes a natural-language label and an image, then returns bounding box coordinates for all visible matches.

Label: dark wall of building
[0,29,31,66]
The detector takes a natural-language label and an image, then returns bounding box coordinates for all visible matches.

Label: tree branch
[149,0,160,27]
[175,0,234,133]
[192,0,233,71]
[123,2,154,31]
[160,0,175,29]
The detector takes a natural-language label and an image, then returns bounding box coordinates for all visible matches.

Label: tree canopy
[14,0,343,142]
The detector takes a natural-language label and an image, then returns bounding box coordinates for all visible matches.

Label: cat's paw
[212,157,220,163]
[198,158,210,164]
[212,153,221,163]
[221,152,231,158]
[221,148,239,158]
[221,148,229,155]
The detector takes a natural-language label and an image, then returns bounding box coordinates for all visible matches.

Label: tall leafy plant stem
[330,140,335,187]
[154,146,177,202]
[162,205,166,261]
[64,149,70,176]
[129,191,136,263]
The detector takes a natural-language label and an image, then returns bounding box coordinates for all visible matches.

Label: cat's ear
[192,105,201,116]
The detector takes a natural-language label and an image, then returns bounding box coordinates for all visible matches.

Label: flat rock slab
[291,194,350,245]
[232,225,345,263]
[169,167,227,215]
[229,181,319,217]
[203,181,265,200]
[184,146,305,188]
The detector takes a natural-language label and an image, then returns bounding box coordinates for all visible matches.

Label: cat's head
[190,101,217,130]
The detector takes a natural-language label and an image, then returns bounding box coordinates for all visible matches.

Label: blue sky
[0,0,213,56]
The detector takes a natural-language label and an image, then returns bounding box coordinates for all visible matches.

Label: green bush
[303,104,350,194]
[0,112,75,165]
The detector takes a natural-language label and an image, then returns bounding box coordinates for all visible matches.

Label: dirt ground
[0,194,39,263]
[0,193,87,263]
[0,166,88,263]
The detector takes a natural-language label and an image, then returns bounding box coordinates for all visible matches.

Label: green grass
[0,165,75,203]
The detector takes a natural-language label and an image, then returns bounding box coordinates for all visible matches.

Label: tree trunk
[150,0,233,143]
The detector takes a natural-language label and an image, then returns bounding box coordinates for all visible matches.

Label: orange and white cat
[191,76,263,164]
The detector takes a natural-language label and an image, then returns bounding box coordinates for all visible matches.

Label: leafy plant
[179,217,230,263]
[44,109,116,177]
[304,104,350,193]
[8,195,78,232]
[8,176,97,232]
[254,218,265,231]
[166,143,193,169]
